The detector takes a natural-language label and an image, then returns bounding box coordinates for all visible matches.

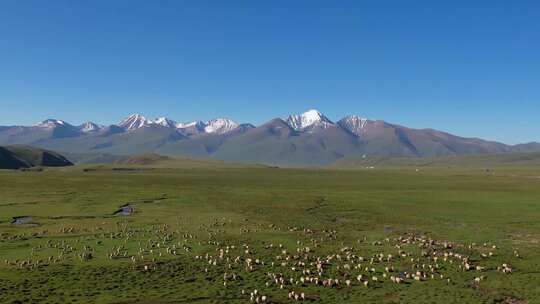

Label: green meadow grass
[1,165,539,303]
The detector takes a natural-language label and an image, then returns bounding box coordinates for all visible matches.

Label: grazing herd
[189,227,519,303]
[1,218,521,303]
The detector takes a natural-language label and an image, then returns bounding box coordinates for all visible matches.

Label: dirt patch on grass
[509,233,540,245]
[503,297,528,304]
[383,292,401,303]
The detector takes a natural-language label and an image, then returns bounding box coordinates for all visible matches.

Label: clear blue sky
[0,0,538,144]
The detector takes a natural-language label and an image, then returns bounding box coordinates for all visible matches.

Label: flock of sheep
[190,229,518,303]
[2,218,520,303]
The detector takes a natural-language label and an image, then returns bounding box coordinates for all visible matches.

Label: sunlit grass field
[1,165,540,303]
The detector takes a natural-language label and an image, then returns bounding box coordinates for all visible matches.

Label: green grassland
[330,152,540,170]
[1,162,540,303]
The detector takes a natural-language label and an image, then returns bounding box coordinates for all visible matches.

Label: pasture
[1,165,540,303]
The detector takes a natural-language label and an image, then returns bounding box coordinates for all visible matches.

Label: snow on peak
[338,115,370,136]
[204,118,239,134]
[118,114,152,130]
[174,118,238,135]
[286,109,334,131]
[80,121,103,133]
[36,119,69,128]
[176,120,204,129]
[154,117,177,128]
[116,114,240,134]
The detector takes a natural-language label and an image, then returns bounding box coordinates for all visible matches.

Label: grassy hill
[0,145,73,169]
[61,152,127,164]
[114,153,246,169]
[64,152,270,171]
[0,147,28,169]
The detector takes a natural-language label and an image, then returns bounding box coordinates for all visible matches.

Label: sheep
[501,263,513,273]
[474,276,486,283]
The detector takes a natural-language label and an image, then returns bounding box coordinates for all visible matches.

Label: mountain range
[1,109,538,166]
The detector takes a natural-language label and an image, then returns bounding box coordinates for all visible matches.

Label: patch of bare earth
[509,233,540,245]
[503,297,528,304]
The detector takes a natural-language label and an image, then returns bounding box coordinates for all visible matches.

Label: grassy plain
[1,163,540,303]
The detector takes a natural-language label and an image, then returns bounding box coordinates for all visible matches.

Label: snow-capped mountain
[79,122,104,133]
[29,119,82,139]
[204,118,239,134]
[154,117,177,128]
[176,121,204,129]
[116,114,240,135]
[176,118,240,135]
[36,119,71,129]
[286,109,334,131]
[175,121,206,136]
[118,114,153,130]
[338,115,370,137]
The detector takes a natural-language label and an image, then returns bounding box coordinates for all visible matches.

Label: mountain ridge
[1,110,538,166]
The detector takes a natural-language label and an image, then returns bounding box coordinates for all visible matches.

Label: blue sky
[0,0,538,144]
